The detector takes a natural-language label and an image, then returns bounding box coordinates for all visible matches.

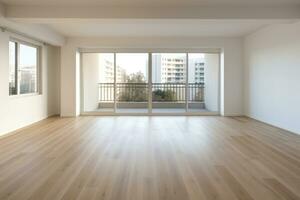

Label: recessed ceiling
[1,0,300,6]
[42,19,293,37]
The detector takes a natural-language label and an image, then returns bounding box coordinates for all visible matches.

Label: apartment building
[98,54,126,83]
[152,54,205,84]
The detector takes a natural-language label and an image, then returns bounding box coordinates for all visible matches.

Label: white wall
[82,53,99,111]
[76,51,81,116]
[47,45,61,115]
[0,18,65,46]
[204,54,219,112]
[244,22,300,135]
[60,37,243,116]
[220,51,225,115]
[0,31,61,136]
[60,44,77,116]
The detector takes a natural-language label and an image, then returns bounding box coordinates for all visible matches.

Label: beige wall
[0,31,61,136]
[60,36,244,116]
[0,3,4,17]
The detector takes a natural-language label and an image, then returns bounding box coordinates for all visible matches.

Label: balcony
[97,83,206,113]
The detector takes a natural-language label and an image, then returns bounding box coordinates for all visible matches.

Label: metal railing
[98,83,204,102]
[98,83,114,102]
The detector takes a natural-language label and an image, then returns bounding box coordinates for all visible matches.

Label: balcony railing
[98,83,204,102]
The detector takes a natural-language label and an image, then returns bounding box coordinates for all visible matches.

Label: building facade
[98,54,126,83]
[152,54,205,84]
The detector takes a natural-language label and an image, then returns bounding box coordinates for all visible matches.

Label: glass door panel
[82,53,115,113]
[152,53,187,113]
[188,53,219,112]
[115,53,148,113]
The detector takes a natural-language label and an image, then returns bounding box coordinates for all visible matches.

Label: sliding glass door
[189,53,220,112]
[82,53,115,113]
[152,53,187,113]
[81,52,219,115]
[115,53,148,113]
[188,53,205,112]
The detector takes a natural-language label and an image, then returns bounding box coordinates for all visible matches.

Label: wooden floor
[0,116,299,200]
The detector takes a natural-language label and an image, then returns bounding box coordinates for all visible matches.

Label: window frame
[9,38,42,97]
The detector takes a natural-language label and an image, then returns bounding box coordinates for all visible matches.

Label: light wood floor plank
[0,116,299,200]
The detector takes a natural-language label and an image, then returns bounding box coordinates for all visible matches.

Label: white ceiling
[43,19,294,37]
[1,0,300,6]
[2,0,299,38]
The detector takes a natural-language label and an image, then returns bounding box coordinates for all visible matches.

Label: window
[9,40,40,96]
[9,41,17,95]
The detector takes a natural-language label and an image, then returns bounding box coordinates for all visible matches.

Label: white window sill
[9,93,41,99]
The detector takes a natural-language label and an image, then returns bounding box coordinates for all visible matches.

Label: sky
[116,53,148,74]
[100,53,204,75]
[189,53,205,59]
[9,42,37,70]
[19,44,37,67]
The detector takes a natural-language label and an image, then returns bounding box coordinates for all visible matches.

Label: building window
[9,40,40,96]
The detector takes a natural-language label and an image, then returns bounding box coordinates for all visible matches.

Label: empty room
[0,0,300,200]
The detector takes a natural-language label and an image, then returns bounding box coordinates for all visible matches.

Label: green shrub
[153,89,176,101]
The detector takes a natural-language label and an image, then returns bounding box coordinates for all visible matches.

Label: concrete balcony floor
[95,108,209,113]
[82,102,218,115]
